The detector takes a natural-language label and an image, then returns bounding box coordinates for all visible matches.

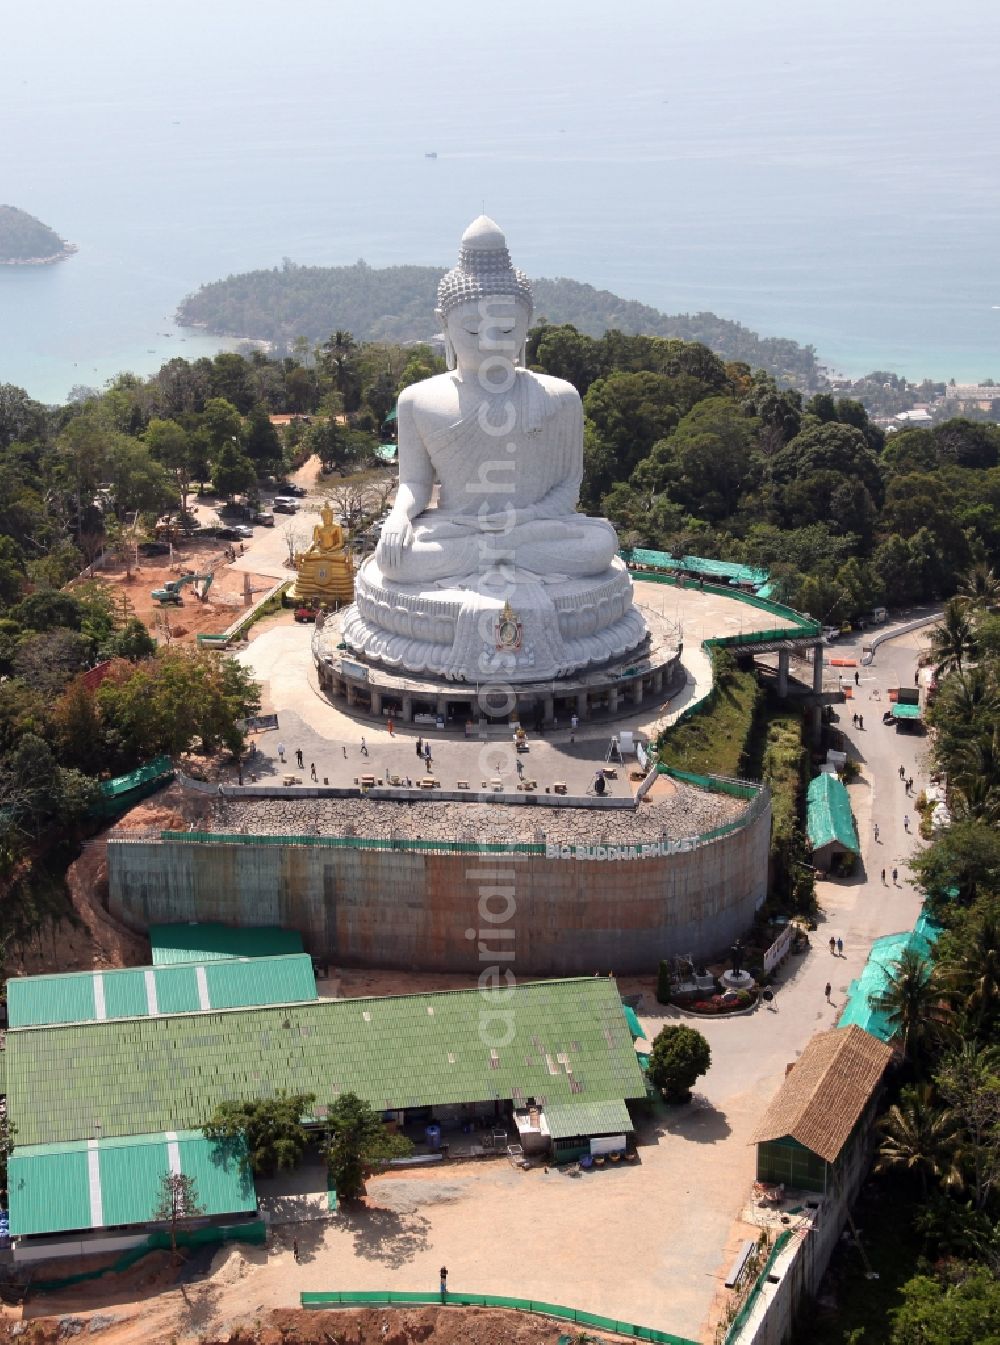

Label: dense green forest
[0,205,72,263]
[176,259,822,388]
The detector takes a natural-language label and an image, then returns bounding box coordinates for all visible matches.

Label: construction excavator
[151,572,214,606]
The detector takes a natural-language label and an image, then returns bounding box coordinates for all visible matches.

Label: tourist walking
[295,748,304,769]
[903,814,910,832]
[854,670,860,685]
[824,982,832,1002]
[874,822,880,843]
[829,936,836,955]
[440,1265,448,1303]
[858,714,863,729]
[899,764,906,780]
[837,937,843,957]
[892,867,898,885]
[292,1239,299,1263]
[360,737,368,757]
[881,868,886,885]
[387,717,394,737]
[424,742,433,768]
[310,762,317,781]
[277,741,286,763]
[906,776,913,793]
[416,736,423,759]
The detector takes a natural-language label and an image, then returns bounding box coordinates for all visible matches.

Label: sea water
[1,0,998,404]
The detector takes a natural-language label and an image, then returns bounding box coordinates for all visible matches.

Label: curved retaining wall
[106,795,770,976]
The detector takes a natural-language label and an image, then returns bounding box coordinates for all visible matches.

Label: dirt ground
[3,784,210,976]
[4,1300,618,1344]
[85,535,277,643]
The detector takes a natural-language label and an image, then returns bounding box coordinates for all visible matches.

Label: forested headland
[0,205,75,264]
[176,260,822,389]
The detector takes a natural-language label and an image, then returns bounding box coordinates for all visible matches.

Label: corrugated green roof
[8,1130,255,1237]
[150,923,304,965]
[6,955,317,1028]
[545,1098,633,1140]
[6,978,647,1147]
[838,916,941,1042]
[806,773,860,856]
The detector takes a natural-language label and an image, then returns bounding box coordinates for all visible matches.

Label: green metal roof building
[7,1130,255,1238]
[6,954,317,1028]
[149,922,304,966]
[5,977,647,1148]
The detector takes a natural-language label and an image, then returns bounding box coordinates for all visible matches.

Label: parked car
[294,606,317,623]
[273,496,298,513]
[138,540,171,557]
[217,525,253,541]
[253,510,275,527]
[284,482,307,496]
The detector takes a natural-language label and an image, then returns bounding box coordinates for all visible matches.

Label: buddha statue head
[436,216,533,376]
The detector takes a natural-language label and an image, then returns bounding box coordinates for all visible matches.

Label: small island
[0,205,77,265]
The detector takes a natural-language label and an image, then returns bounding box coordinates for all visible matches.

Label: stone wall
[107,797,770,975]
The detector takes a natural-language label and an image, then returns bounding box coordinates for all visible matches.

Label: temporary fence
[25,1219,266,1294]
[301,1289,698,1344]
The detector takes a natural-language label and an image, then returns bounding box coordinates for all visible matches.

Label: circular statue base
[721,969,756,993]
[314,604,681,728]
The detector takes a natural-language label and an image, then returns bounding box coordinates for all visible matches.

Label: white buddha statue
[340,216,647,682]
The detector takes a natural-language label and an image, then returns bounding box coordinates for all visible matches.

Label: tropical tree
[877,948,951,1065]
[153,1171,204,1263]
[958,563,1000,613]
[647,1024,712,1103]
[936,1044,1000,1211]
[890,1267,1000,1345]
[876,1084,961,1197]
[203,1092,316,1177]
[323,1092,412,1201]
[929,597,977,677]
[941,900,1000,1041]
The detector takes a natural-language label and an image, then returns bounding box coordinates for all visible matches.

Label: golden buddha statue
[292,502,354,605]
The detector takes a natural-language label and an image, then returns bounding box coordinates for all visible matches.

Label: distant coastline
[0,242,78,267]
[0,205,77,266]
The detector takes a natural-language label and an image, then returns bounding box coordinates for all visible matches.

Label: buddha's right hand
[378,513,414,572]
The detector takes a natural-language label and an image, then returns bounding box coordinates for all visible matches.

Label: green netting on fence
[724,1229,793,1344]
[659,766,759,800]
[301,1290,698,1343]
[29,1220,267,1293]
[627,567,820,639]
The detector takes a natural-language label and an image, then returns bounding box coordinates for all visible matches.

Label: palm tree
[929,597,977,677]
[942,903,1000,1041]
[958,563,1000,613]
[876,1084,962,1197]
[951,728,1000,824]
[876,947,952,1064]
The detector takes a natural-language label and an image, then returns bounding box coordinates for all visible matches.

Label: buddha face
[440,298,530,384]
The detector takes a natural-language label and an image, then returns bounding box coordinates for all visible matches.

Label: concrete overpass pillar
[576,690,590,721]
[608,687,620,716]
[370,689,382,718]
[813,643,824,695]
[777,649,790,699]
[543,694,555,725]
[401,694,413,724]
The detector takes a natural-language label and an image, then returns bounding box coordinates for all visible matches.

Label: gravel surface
[212,779,747,847]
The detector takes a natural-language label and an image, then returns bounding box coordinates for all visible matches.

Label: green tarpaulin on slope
[806,772,859,856]
[838,913,941,1042]
[98,755,173,799]
[622,1002,645,1040]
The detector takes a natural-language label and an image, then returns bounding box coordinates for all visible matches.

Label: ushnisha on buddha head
[436,215,533,379]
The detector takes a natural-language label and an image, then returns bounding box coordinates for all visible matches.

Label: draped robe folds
[378,369,618,587]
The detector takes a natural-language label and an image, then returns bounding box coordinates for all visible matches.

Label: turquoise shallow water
[1,0,998,403]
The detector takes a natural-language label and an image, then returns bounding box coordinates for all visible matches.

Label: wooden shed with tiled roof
[751,1025,893,1193]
